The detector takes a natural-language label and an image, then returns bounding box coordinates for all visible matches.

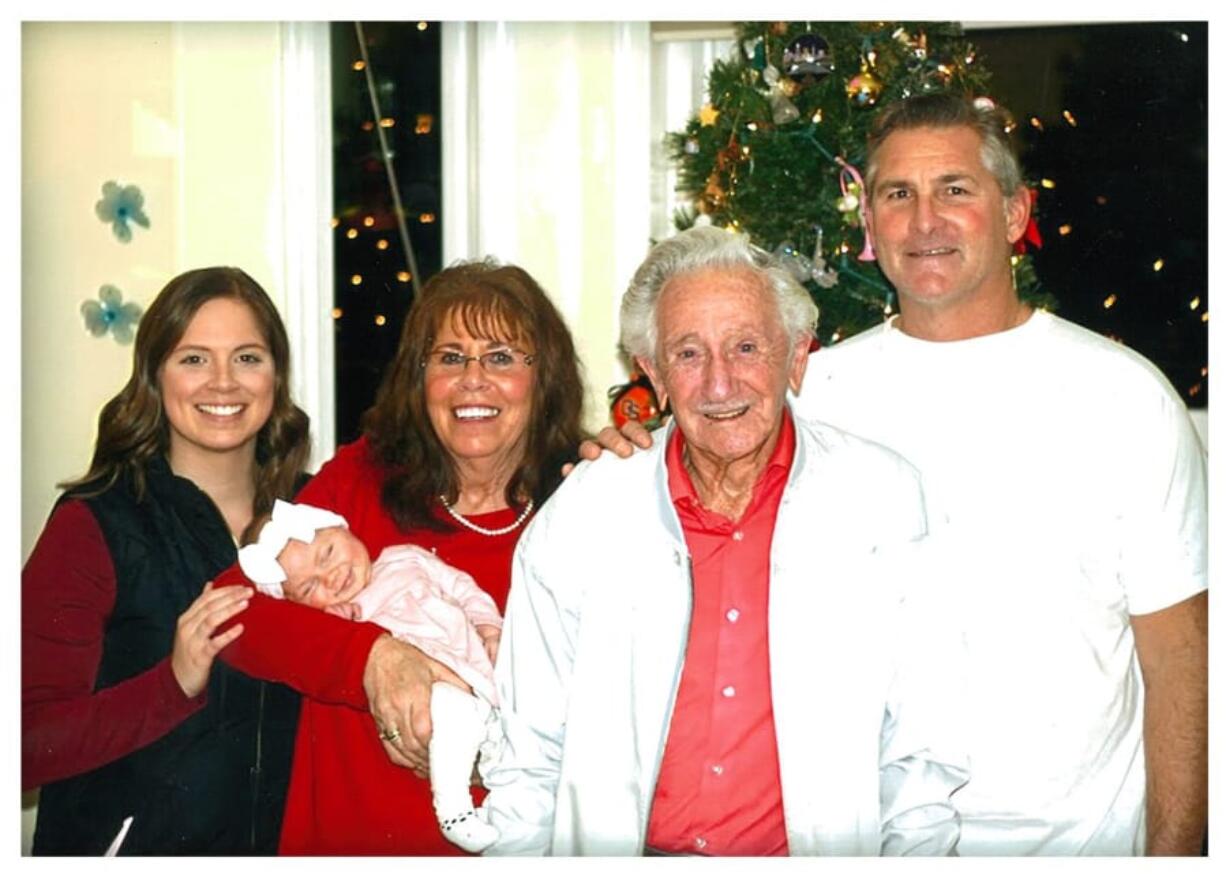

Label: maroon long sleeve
[22,500,205,790]
[215,568,383,709]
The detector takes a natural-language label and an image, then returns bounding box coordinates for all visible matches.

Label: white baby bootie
[438,809,498,854]
[429,682,499,853]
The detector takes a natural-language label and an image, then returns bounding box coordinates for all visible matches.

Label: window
[330,21,443,443]
[971,22,1207,406]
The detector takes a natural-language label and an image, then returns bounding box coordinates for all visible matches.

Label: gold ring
[380,726,401,743]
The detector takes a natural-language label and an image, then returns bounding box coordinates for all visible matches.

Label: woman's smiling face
[423,312,536,476]
[158,296,275,468]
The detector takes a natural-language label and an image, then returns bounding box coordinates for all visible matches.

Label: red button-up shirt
[644,412,796,856]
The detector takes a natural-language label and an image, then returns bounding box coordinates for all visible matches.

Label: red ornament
[1013,188,1043,255]
[608,371,664,430]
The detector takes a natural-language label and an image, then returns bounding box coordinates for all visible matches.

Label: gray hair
[620,226,819,364]
[864,92,1024,198]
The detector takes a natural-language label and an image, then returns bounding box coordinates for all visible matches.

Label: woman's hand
[170,582,251,698]
[363,634,472,777]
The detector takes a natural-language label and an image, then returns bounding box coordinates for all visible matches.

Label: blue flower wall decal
[81,284,142,344]
[95,181,150,243]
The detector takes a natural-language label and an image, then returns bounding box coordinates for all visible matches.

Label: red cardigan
[218,438,523,855]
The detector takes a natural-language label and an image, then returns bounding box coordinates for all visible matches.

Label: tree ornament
[702,173,726,210]
[932,56,956,86]
[904,30,930,71]
[846,63,884,107]
[716,139,743,170]
[743,36,767,71]
[1013,188,1043,255]
[773,240,815,284]
[974,95,1019,134]
[770,22,789,36]
[810,228,840,289]
[608,370,664,430]
[698,104,720,126]
[781,32,834,87]
[762,64,801,125]
[836,188,861,215]
[835,156,876,260]
[684,137,700,155]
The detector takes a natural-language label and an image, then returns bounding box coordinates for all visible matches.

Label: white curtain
[441,21,650,426]
[277,22,336,468]
[648,34,735,242]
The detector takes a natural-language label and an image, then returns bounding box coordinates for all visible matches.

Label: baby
[238,499,502,853]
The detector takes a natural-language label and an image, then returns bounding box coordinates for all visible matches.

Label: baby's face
[278,526,372,609]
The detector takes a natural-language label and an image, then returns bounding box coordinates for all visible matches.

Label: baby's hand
[325,601,362,621]
[476,624,501,665]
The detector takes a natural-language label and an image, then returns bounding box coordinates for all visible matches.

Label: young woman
[22,267,310,854]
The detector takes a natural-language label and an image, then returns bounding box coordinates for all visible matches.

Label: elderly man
[592,92,1208,856]
[480,226,968,856]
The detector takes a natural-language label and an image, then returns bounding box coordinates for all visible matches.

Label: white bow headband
[237,499,349,597]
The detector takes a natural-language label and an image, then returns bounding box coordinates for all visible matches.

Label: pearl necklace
[438,495,535,537]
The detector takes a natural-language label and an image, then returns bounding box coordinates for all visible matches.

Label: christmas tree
[667,21,1055,346]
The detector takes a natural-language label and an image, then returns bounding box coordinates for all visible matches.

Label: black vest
[32,458,300,855]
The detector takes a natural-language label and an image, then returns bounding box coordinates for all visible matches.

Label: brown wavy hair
[60,267,311,544]
[362,259,588,531]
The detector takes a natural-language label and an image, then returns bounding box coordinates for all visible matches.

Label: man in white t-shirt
[589,92,1207,855]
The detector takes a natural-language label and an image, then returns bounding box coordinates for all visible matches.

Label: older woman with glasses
[214,259,588,854]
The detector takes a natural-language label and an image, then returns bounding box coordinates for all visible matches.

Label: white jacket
[482,412,968,856]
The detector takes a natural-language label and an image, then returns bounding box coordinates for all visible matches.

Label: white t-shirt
[794,309,1207,855]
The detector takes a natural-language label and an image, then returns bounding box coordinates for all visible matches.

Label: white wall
[22,21,332,562]
[24,22,180,557]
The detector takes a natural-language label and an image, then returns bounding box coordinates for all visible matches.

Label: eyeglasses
[422,347,536,375]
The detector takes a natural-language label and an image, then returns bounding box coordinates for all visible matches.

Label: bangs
[436,291,533,348]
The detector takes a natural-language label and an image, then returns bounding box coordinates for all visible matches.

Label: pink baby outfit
[351,543,504,853]
[352,544,502,705]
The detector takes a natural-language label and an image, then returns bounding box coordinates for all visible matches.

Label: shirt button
[711,764,724,776]
[732,530,744,541]
[694,837,708,850]
[722,685,736,698]
[725,608,740,623]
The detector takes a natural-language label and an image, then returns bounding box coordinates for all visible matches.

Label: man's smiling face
[640,266,807,473]
[866,124,1028,318]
